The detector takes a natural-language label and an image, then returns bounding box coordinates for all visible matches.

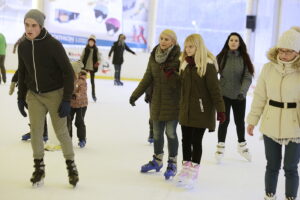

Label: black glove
[18,99,28,117]
[129,96,137,106]
[144,94,151,103]
[58,101,71,118]
[237,93,245,101]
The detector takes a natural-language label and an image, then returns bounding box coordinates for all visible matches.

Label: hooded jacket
[18,28,74,101]
[247,48,300,143]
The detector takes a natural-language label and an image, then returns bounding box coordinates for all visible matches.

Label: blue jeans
[264,135,300,198]
[153,120,178,158]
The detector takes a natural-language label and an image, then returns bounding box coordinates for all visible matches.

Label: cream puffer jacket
[247,48,300,142]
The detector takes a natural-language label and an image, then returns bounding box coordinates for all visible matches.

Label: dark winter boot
[30,159,45,187]
[66,160,79,187]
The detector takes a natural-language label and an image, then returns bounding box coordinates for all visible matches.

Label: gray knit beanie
[24,9,46,27]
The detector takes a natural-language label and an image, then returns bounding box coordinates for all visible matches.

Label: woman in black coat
[108,34,136,86]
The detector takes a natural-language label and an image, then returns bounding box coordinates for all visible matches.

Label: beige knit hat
[160,29,177,44]
[88,34,96,42]
[277,26,300,52]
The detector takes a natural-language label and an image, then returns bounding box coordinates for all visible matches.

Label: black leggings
[89,71,96,98]
[181,125,205,164]
[218,96,246,143]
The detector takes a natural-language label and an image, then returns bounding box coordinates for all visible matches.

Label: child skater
[68,60,88,148]
[177,34,225,187]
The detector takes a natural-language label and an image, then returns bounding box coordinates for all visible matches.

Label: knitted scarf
[155,45,174,64]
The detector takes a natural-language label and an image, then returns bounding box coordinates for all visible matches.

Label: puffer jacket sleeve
[205,64,225,112]
[246,64,268,126]
[17,49,27,100]
[240,67,252,97]
[131,59,153,100]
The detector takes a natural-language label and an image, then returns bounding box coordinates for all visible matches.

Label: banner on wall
[0,0,32,44]
[122,0,148,49]
[43,0,147,48]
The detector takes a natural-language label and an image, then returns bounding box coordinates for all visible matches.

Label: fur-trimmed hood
[267,47,300,69]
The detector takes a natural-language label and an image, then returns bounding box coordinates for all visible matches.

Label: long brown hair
[217,32,254,75]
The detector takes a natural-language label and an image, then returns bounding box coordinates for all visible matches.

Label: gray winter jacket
[219,51,252,99]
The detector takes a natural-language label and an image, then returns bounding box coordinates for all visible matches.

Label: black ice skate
[66,160,79,187]
[30,159,45,187]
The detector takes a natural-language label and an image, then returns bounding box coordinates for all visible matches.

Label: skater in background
[215,32,254,163]
[177,34,225,187]
[81,34,101,102]
[109,34,136,86]
[247,27,300,200]
[68,60,88,148]
[129,29,180,180]
[144,85,153,144]
[0,32,7,84]
[17,9,78,187]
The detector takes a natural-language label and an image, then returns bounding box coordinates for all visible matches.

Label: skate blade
[164,175,175,180]
[32,179,44,188]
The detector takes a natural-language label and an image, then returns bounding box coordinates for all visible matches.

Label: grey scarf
[155,45,174,64]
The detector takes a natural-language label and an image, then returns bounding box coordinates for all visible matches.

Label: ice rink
[0,75,292,200]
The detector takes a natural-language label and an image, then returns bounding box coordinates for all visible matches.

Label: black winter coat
[108,41,135,65]
[18,28,74,101]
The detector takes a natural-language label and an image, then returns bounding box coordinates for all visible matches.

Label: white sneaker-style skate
[264,193,276,200]
[238,142,252,162]
[215,142,225,164]
[176,161,192,186]
[185,163,200,189]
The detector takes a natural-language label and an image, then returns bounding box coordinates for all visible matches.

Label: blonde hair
[180,34,218,77]
[160,29,177,45]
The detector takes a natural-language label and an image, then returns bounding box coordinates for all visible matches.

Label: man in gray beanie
[24,9,46,27]
[18,9,79,187]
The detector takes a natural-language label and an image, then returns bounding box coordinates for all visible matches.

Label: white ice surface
[0,76,292,200]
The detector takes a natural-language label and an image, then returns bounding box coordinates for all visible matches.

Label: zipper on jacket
[32,40,39,92]
[199,98,204,112]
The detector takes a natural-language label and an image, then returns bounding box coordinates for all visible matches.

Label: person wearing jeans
[153,120,178,158]
[263,135,300,199]
[130,29,181,180]
[247,27,300,200]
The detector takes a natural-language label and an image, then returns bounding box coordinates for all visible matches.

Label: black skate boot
[30,159,45,187]
[66,160,79,187]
